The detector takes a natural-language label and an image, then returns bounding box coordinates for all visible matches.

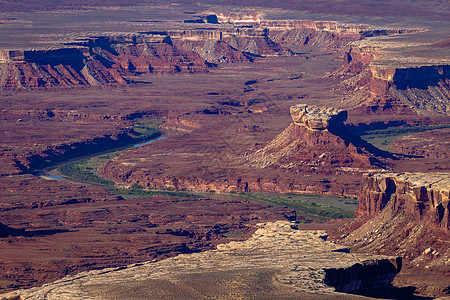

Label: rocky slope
[331,172,450,287]
[245,104,387,171]
[0,14,425,91]
[340,36,450,115]
[1,221,402,300]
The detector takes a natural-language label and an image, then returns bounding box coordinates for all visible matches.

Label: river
[40,136,167,182]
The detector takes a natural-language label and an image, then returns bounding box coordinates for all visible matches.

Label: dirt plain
[0,0,449,298]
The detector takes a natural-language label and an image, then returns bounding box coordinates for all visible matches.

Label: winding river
[40,136,167,183]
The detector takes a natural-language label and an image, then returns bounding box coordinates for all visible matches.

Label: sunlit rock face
[0,221,402,300]
[357,172,450,232]
[290,104,348,130]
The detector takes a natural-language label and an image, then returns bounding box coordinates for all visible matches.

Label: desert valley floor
[0,0,449,299]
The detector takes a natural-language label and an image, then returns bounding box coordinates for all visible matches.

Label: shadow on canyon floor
[23,229,74,237]
[358,285,434,300]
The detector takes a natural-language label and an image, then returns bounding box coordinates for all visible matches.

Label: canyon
[0,0,448,299]
[1,221,402,300]
[331,172,450,296]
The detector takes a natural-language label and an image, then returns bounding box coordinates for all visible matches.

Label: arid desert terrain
[0,0,449,299]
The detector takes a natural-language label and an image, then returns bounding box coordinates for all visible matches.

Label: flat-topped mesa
[259,20,369,34]
[290,104,348,130]
[357,172,450,232]
[342,38,450,115]
[244,104,385,175]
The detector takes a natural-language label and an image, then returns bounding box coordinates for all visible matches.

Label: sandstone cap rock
[290,104,348,130]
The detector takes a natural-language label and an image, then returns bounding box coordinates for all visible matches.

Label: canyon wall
[332,172,450,277]
[341,38,450,115]
[1,17,422,91]
[356,172,449,232]
[0,26,287,90]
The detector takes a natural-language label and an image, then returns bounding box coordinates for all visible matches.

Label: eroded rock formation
[1,221,401,299]
[341,37,450,115]
[357,172,450,231]
[332,172,450,278]
[290,104,348,130]
[0,14,427,91]
[246,104,384,171]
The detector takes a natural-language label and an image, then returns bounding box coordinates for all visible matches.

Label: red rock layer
[340,42,450,115]
[330,172,450,285]
[1,19,417,91]
[355,173,449,232]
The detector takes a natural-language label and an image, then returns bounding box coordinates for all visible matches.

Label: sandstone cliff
[332,172,450,278]
[357,172,449,232]
[341,37,450,115]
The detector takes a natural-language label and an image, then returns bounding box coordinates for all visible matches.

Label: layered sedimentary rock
[213,12,262,24]
[1,221,401,300]
[0,31,254,90]
[246,104,383,171]
[0,14,426,91]
[332,172,450,277]
[357,172,450,231]
[341,37,450,115]
[262,21,422,53]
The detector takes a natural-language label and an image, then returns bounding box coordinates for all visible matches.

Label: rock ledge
[290,104,348,130]
[1,221,401,299]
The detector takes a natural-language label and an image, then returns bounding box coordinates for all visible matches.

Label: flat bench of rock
[1,221,401,300]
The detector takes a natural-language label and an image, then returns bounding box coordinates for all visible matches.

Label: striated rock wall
[356,172,450,232]
[331,172,450,278]
[245,104,384,171]
[0,28,281,90]
[0,221,401,299]
[2,16,422,91]
[341,37,450,115]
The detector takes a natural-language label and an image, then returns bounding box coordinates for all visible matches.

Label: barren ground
[0,0,449,298]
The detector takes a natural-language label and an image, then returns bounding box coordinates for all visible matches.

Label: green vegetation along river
[42,122,358,222]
